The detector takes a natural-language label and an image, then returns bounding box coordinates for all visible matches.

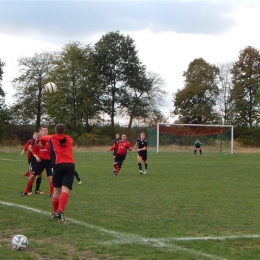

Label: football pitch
[1,150,260,260]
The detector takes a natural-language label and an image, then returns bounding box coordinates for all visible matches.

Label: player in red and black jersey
[19,127,53,196]
[108,134,132,175]
[50,123,75,223]
[20,132,38,194]
[21,132,38,178]
[113,133,120,158]
[135,132,148,174]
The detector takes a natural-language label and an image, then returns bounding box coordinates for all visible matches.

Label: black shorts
[34,159,53,176]
[138,152,147,161]
[28,157,36,171]
[53,163,75,190]
[114,154,126,163]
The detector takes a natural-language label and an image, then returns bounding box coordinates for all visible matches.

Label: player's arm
[32,141,41,162]
[128,142,132,151]
[139,146,147,151]
[108,143,118,152]
[27,144,34,153]
[134,141,138,150]
[21,140,30,154]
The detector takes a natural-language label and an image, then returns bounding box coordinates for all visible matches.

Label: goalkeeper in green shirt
[194,139,202,156]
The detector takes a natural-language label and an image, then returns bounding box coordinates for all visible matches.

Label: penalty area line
[1,200,230,260]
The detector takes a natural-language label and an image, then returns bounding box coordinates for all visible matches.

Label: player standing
[20,127,53,196]
[50,123,75,223]
[135,132,148,174]
[20,132,38,194]
[108,134,132,175]
[194,139,203,156]
[21,131,38,178]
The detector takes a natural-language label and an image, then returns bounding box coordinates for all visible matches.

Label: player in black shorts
[113,133,120,158]
[135,132,148,174]
[194,139,202,156]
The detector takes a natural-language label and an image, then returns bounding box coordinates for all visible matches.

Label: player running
[112,133,120,158]
[135,132,148,174]
[108,134,132,175]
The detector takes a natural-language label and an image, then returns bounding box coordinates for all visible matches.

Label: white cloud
[1,0,260,119]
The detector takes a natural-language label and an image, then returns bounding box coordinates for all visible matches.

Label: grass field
[1,150,260,260]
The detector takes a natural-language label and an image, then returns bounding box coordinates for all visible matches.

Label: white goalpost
[154,123,234,154]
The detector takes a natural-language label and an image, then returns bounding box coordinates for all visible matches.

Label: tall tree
[11,52,55,129]
[217,62,233,124]
[230,46,260,128]
[0,58,4,97]
[45,42,102,132]
[120,70,166,128]
[0,59,10,139]
[173,58,220,124]
[94,31,142,129]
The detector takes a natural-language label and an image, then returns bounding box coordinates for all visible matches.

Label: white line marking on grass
[0,158,26,162]
[5,201,259,260]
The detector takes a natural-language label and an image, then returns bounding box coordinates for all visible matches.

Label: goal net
[147,123,234,154]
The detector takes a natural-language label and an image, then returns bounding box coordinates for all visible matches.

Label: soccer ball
[44,82,58,93]
[11,235,28,250]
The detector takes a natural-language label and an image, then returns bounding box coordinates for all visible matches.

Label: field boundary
[4,200,260,260]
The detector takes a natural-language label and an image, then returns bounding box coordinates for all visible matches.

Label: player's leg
[115,155,125,174]
[52,187,61,219]
[199,148,202,155]
[28,161,34,194]
[35,172,44,194]
[55,163,75,223]
[19,174,36,196]
[137,155,143,174]
[143,154,148,174]
[45,161,54,197]
[20,161,42,196]
[74,170,82,184]
[22,159,31,177]
[52,165,62,219]
[113,155,119,175]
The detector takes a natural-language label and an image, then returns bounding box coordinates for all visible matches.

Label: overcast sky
[1,0,260,118]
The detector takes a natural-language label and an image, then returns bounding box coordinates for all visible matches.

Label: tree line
[1,31,260,145]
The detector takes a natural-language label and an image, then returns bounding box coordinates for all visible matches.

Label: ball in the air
[44,82,58,93]
[11,234,28,250]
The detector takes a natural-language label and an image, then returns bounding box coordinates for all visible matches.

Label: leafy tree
[0,59,10,139]
[11,52,56,129]
[230,46,260,128]
[120,70,167,128]
[173,58,220,124]
[0,58,4,97]
[217,62,233,124]
[45,42,102,132]
[94,31,143,130]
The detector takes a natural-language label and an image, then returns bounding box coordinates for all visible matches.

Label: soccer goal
[147,123,234,154]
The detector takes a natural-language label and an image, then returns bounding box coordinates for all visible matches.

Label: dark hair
[55,123,65,135]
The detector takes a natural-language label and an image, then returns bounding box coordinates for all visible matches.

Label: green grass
[1,150,260,259]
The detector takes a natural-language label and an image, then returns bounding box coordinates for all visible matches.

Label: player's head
[140,132,146,140]
[38,127,42,137]
[41,127,48,136]
[121,134,127,141]
[55,123,65,135]
[115,133,120,139]
[33,132,38,140]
